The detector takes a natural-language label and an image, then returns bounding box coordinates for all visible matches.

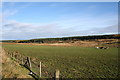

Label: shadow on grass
[20,64,40,80]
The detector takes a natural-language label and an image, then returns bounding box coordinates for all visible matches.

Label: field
[2,43,118,78]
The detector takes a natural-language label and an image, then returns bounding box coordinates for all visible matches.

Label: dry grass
[1,39,118,47]
[1,48,32,78]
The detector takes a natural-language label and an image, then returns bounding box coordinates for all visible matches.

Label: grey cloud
[54,25,118,37]
[91,25,118,34]
[2,19,118,40]
[3,21,62,39]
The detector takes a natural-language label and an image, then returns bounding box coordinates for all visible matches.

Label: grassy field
[2,43,118,78]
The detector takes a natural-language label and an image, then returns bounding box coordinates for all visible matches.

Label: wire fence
[4,49,59,79]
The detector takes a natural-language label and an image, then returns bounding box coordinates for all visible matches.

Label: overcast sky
[1,2,118,40]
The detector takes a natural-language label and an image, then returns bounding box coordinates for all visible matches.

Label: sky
[1,2,118,40]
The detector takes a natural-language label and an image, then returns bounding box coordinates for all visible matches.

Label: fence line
[4,49,60,79]
[39,61,41,78]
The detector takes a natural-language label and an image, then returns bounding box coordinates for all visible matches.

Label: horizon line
[1,33,119,41]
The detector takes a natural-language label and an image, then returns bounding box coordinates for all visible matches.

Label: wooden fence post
[11,53,13,58]
[39,61,41,78]
[55,69,60,80]
[13,52,15,58]
[28,57,32,69]
[16,54,18,62]
[16,54,18,61]
[10,52,12,58]
[18,54,20,63]
[22,58,24,64]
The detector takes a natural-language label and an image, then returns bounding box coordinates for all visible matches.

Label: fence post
[39,61,41,78]
[10,52,12,58]
[16,54,18,62]
[28,57,32,69]
[55,69,60,80]
[12,52,15,58]
[22,58,24,64]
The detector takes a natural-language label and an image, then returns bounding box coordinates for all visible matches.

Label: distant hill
[2,34,120,43]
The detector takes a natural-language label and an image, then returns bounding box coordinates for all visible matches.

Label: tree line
[2,34,120,43]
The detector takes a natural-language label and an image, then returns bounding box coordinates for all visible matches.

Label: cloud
[2,20,61,39]
[0,2,2,8]
[3,9,18,17]
[2,2,33,18]
[95,25,118,34]
[0,14,2,22]
[86,25,118,35]
[2,2,118,40]
[2,19,118,40]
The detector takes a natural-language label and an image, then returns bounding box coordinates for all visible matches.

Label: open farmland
[2,43,118,78]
